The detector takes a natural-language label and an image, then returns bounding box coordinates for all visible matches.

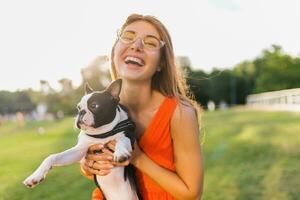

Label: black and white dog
[23,79,140,200]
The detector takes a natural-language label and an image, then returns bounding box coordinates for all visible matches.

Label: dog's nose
[79,110,86,115]
[76,110,87,129]
[79,110,87,122]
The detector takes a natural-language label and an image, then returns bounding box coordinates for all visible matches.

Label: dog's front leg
[23,143,88,188]
[113,134,133,163]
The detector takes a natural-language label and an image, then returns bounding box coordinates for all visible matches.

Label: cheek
[113,43,124,65]
[148,52,161,70]
[113,44,126,76]
[82,110,95,126]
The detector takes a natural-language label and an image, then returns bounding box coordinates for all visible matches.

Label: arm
[131,103,204,200]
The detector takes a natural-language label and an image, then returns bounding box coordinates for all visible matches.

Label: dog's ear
[106,79,122,101]
[85,82,94,94]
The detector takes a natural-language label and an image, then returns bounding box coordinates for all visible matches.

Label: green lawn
[0,118,95,200]
[201,110,300,200]
[0,110,299,200]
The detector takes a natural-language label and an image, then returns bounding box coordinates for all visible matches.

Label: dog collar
[86,119,135,139]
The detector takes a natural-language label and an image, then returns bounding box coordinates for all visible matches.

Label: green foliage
[187,44,300,106]
[253,45,300,93]
[0,68,111,115]
[0,91,35,114]
[45,91,81,115]
[44,67,111,115]
[208,69,233,104]
[233,61,256,101]
[187,69,239,106]
[185,68,211,106]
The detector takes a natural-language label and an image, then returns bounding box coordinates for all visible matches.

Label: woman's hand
[81,141,131,176]
[82,143,114,176]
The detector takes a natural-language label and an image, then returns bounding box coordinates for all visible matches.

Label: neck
[120,80,154,112]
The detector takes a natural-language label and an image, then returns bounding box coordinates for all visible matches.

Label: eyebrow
[123,30,161,40]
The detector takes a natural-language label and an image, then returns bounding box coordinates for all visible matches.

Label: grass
[0,118,95,200]
[0,110,299,200]
[201,110,300,200]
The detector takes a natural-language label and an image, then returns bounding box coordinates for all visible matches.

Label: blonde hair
[110,14,201,116]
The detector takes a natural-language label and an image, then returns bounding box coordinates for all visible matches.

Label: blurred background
[0,0,299,199]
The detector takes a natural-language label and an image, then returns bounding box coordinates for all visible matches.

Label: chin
[118,70,142,80]
[118,69,155,83]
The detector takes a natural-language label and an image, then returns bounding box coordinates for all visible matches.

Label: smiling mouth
[124,56,144,67]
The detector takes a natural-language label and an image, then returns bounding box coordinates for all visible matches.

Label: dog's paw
[113,144,131,163]
[23,173,46,188]
[115,154,130,163]
[113,136,133,163]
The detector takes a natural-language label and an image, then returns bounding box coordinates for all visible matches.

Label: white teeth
[125,56,144,66]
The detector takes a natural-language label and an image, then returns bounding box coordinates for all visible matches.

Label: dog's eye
[90,103,99,109]
[77,105,81,110]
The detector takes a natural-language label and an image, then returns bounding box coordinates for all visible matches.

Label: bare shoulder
[171,100,200,138]
[172,100,198,126]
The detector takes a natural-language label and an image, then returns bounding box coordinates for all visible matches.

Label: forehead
[123,20,161,39]
[80,93,92,105]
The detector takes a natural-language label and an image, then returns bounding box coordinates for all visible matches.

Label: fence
[246,88,300,112]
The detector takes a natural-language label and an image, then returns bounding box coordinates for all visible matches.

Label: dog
[23,79,140,200]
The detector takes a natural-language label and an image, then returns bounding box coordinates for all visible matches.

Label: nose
[78,110,87,122]
[130,38,143,51]
[79,110,86,116]
[76,109,86,128]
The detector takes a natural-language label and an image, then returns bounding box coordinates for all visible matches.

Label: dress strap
[139,97,177,148]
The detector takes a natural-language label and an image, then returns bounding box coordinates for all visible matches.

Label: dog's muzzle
[76,110,87,128]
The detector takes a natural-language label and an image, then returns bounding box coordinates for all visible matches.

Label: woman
[81,13,204,200]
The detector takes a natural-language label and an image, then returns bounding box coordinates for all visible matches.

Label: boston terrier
[23,79,140,200]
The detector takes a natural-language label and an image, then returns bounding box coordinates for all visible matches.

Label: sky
[0,0,299,91]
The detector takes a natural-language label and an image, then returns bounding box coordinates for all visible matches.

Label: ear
[106,79,122,101]
[85,82,94,94]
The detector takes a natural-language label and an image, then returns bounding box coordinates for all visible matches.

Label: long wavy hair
[110,14,201,117]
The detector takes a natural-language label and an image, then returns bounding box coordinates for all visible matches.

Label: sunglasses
[117,30,165,51]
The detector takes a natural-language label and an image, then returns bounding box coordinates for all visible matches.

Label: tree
[80,56,111,91]
[186,68,211,107]
[0,91,35,114]
[253,45,300,92]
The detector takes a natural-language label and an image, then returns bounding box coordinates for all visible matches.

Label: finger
[84,159,95,168]
[83,162,98,174]
[88,144,104,154]
[97,169,111,176]
[85,165,111,176]
[105,143,115,153]
[82,162,91,172]
[82,162,94,174]
[86,153,113,162]
[109,140,117,146]
[93,161,114,171]
[106,140,116,150]
[102,148,114,155]
[88,144,104,153]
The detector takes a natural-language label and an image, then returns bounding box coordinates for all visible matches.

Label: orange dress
[91,97,178,200]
